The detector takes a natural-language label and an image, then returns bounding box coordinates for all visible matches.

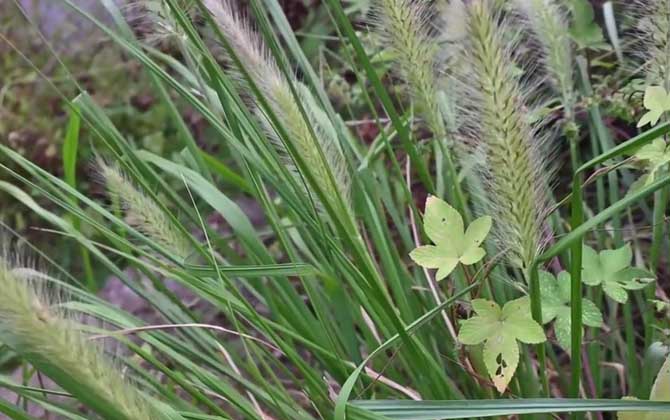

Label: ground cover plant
[4,0,670,419]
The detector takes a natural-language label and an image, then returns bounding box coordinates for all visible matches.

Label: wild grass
[1,0,670,419]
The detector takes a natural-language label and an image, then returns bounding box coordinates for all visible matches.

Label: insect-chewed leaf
[483,331,519,394]
[458,296,545,393]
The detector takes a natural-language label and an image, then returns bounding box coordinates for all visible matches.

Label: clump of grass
[448,0,555,273]
[203,0,350,210]
[0,250,162,420]
[99,160,191,260]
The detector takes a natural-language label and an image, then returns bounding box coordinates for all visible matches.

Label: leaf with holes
[410,196,491,280]
[582,244,655,304]
[540,271,603,353]
[458,297,545,393]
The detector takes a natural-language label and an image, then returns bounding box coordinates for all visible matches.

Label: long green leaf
[352,399,670,419]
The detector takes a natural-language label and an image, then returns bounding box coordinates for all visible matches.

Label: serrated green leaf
[483,331,519,394]
[638,86,670,127]
[409,246,459,281]
[424,195,463,246]
[461,216,492,264]
[411,196,491,280]
[581,244,655,303]
[539,270,603,352]
[628,137,670,196]
[458,296,545,392]
[582,298,604,327]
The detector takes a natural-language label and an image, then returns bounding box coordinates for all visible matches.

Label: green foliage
[638,86,670,128]
[567,0,605,49]
[582,244,655,304]
[458,297,545,393]
[4,0,670,418]
[0,258,163,420]
[619,352,670,419]
[539,270,602,352]
[410,196,491,280]
[628,137,670,196]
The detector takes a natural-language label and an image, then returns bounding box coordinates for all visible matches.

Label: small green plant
[410,196,491,280]
[539,270,603,352]
[638,86,670,128]
[582,244,655,304]
[628,137,670,195]
[458,296,546,393]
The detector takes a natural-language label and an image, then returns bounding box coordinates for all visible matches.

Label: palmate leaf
[410,196,492,280]
[582,244,655,304]
[458,297,545,393]
[638,86,670,128]
[539,271,603,352]
[627,138,670,197]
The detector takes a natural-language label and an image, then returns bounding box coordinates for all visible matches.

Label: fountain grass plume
[514,0,575,119]
[99,160,191,260]
[448,0,555,274]
[369,0,444,136]
[123,0,196,45]
[631,0,670,88]
[0,252,162,420]
[203,0,350,209]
